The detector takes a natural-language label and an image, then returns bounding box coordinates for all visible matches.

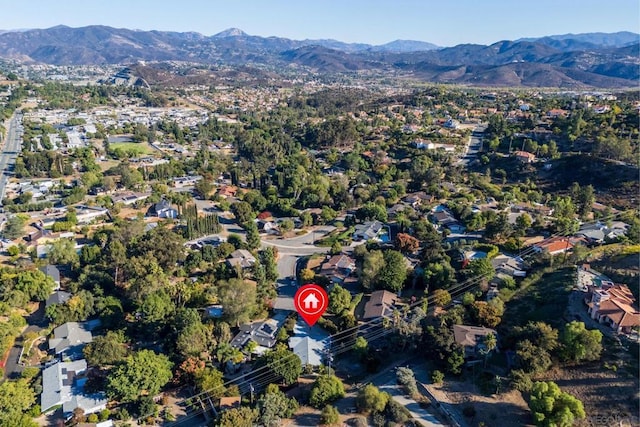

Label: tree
[328,285,351,315]
[231,201,254,224]
[356,202,387,222]
[218,407,256,427]
[0,379,36,423]
[218,278,257,327]
[395,233,419,253]
[309,375,345,408]
[360,250,384,290]
[47,238,79,267]
[194,367,226,398]
[377,250,407,292]
[244,221,261,250]
[528,381,585,427]
[353,336,368,360]
[431,370,445,384]
[329,241,342,255]
[256,386,299,427]
[106,350,173,402]
[300,268,315,283]
[516,339,553,375]
[3,216,26,240]
[468,258,496,281]
[432,289,451,307]
[446,347,465,375]
[83,330,128,366]
[559,321,602,363]
[356,384,389,414]
[471,299,504,328]
[321,405,340,425]
[257,344,302,385]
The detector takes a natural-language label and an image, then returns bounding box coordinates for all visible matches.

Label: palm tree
[483,333,497,368]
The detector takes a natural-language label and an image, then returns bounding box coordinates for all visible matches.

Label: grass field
[109,142,152,155]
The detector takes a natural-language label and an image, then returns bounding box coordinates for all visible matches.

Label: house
[288,320,330,366]
[353,221,387,242]
[491,254,527,277]
[49,322,94,358]
[533,237,574,255]
[319,254,356,284]
[230,318,281,351]
[41,359,107,416]
[217,185,238,198]
[513,151,536,163]
[46,290,72,309]
[257,220,279,234]
[74,205,111,224]
[586,284,640,333]
[362,290,398,320]
[40,264,61,290]
[431,210,457,227]
[453,324,498,358]
[154,200,178,219]
[402,192,434,208]
[577,221,629,244]
[226,249,257,269]
[110,192,151,206]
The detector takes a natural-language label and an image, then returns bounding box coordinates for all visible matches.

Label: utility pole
[249,383,255,405]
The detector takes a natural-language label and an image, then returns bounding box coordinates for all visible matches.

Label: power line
[139,211,626,423]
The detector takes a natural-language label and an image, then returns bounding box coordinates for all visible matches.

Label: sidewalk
[377,381,444,426]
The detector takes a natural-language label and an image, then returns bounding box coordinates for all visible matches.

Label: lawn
[109,142,152,155]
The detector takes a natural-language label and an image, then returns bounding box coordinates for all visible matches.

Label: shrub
[396,367,419,397]
[321,405,340,425]
[431,370,445,384]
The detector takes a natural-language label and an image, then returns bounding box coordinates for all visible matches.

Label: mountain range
[0,25,637,88]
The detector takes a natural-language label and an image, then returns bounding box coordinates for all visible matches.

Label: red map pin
[294,284,329,326]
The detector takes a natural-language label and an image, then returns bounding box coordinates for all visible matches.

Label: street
[0,111,23,204]
[456,124,485,166]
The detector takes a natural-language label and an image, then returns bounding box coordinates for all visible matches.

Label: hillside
[0,25,637,87]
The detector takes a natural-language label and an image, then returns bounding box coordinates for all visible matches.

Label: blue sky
[2,0,638,46]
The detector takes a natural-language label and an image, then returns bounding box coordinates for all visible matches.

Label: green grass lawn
[109,142,152,155]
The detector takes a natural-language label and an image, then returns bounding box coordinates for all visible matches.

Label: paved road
[0,111,23,204]
[456,125,485,166]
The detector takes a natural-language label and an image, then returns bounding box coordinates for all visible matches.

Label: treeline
[181,203,221,240]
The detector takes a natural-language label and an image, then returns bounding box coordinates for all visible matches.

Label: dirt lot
[428,379,532,427]
[542,363,639,426]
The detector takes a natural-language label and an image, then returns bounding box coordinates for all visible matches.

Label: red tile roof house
[533,237,574,255]
[513,150,536,163]
[586,284,640,333]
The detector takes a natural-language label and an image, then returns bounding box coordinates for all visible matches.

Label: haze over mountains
[0,25,637,88]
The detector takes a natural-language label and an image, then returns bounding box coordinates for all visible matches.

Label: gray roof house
[353,221,384,242]
[288,320,330,366]
[49,322,94,357]
[154,199,178,219]
[46,290,72,309]
[40,264,61,290]
[230,318,280,351]
[226,249,257,269]
[41,359,107,416]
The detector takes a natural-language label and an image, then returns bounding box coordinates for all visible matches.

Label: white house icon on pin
[303,292,320,310]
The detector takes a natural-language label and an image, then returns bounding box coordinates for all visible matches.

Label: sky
[1,0,638,46]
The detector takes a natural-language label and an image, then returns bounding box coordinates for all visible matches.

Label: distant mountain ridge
[0,25,637,88]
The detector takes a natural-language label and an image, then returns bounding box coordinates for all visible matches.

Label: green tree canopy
[106,350,173,402]
[528,381,585,427]
[256,385,299,427]
[0,379,36,424]
[377,250,408,292]
[257,344,302,386]
[83,330,129,366]
[218,278,257,326]
[559,321,603,363]
[356,384,389,414]
[309,375,345,408]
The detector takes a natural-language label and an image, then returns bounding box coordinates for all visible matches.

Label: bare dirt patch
[428,379,532,427]
[542,364,639,426]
